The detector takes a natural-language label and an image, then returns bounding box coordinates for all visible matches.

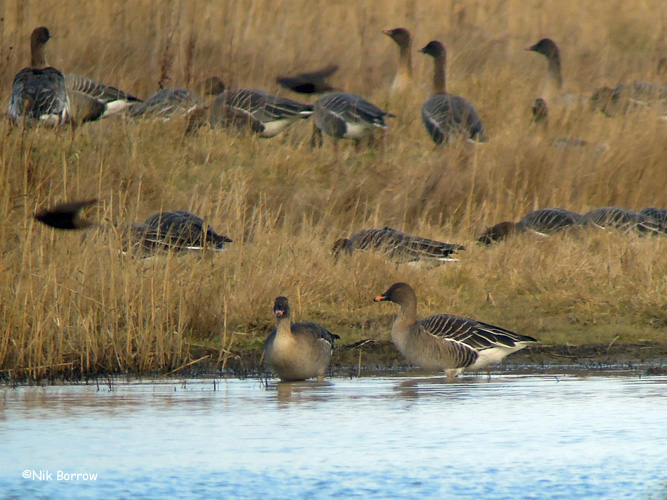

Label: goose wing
[144,211,232,250]
[349,227,464,261]
[518,208,582,233]
[291,321,340,347]
[422,94,485,143]
[317,93,394,127]
[221,89,313,121]
[65,74,141,105]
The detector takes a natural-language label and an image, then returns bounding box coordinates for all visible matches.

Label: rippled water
[1,374,666,499]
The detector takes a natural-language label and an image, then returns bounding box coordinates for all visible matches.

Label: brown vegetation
[0,0,666,381]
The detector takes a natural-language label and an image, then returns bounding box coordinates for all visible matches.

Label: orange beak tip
[373,296,384,302]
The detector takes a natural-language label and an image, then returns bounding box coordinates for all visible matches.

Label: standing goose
[419,40,486,144]
[374,283,538,378]
[311,92,395,148]
[525,38,587,109]
[332,227,465,264]
[382,27,413,96]
[264,296,339,381]
[7,26,70,126]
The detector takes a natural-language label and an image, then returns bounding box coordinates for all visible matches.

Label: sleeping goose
[525,38,588,109]
[264,296,339,381]
[640,207,667,227]
[311,92,395,148]
[332,227,465,264]
[129,88,203,120]
[419,40,486,144]
[382,27,413,96]
[478,208,582,244]
[7,26,70,126]
[580,207,665,234]
[141,210,232,251]
[374,282,538,378]
[277,64,339,94]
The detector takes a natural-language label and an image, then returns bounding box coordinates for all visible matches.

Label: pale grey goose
[478,208,582,244]
[65,74,141,118]
[264,296,339,381]
[419,41,486,144]
[580,207,665,234]
[382,27,413,96]
[374,282,538,378]
[7,27,71,126]
[129,88,203,119]
[525,38,588,109]
[311,92,395,148]
[332,227,465,264]
[276,64,339,94]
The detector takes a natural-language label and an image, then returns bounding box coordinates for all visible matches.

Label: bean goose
[311,92,395,148]
[129,88,203,119]
[374,282,538,378]
[382,27,413,96]
[7,26,70,126]
[478,208,582,244]
[580,207,665,234]
[141,211,232,251]
[525,38,588,109]
[65,74,141,118]
[332,227,465,264]
[264,296,339,381]
[277,65,339,94]
[419,41,486,144]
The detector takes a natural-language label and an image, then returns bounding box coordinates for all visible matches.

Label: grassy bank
[1,0,666,381]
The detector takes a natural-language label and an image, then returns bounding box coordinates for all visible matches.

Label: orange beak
[373,295,386,302]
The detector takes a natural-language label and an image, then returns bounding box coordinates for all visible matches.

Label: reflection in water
[1,375,666,499]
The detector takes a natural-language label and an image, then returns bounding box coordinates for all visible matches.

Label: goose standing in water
[7,26,70,126]
[311,92,395,149]
[264,296,339,381]
[419,40,486,144]
[332,227,465,264]
[374,283,538,378]
[382,27,413,97]
[525,38,587,109]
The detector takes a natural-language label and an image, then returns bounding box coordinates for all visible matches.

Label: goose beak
[524,45,534,51]
[382,29,392,36]
[275,309,284,317]
[373,295,387,302]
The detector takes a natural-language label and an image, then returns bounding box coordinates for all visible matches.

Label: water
[1,374,666,499]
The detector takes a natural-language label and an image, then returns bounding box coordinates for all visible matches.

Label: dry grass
[1,0,666,380]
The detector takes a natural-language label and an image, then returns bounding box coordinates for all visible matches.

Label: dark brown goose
[383,27,413,96]
[419,41,486,144]
[276,64,339,94]
[374,283,538,378]
[264,296,339,381]
[333,227,465,264]
[311,92,395,148]
[7,27,70,126]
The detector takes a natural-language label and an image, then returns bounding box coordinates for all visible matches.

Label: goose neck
[431,54,447,95]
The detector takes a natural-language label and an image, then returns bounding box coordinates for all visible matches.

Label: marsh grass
[0,0,666,380]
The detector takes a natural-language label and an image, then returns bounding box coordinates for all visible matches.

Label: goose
[264,296,339,381]
[373,282,538,378]
[478,208,582,244]
[590,81,667,117]
[382,27,413,96]
[531,98,609,150]
[419,40,486,144]
[7,26,70,126]
[141,210,232,251]
[129,88,203,119]
[332,227,465,264]
[525,38,588,109]
[65,74,141,118]
[580,207,665,234]
[311,92,395,148]
[640,207,667,226]
[276,64,339,94]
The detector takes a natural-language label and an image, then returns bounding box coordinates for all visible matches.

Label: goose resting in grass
[419,40,486,144]
[525,38,588,109]
[8,27,70,126]
[640,207,667,226]
[311,92,395,149]
[65,74,141,119]
[590,81,667,117]
[383,27,413,96]
[264,296,339,381]
[277,64,339,94]
[374,282,538,378]
[580,207,665,234]
[478,208,582,244]
[332,227,465,264]
[140,211,232,251]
